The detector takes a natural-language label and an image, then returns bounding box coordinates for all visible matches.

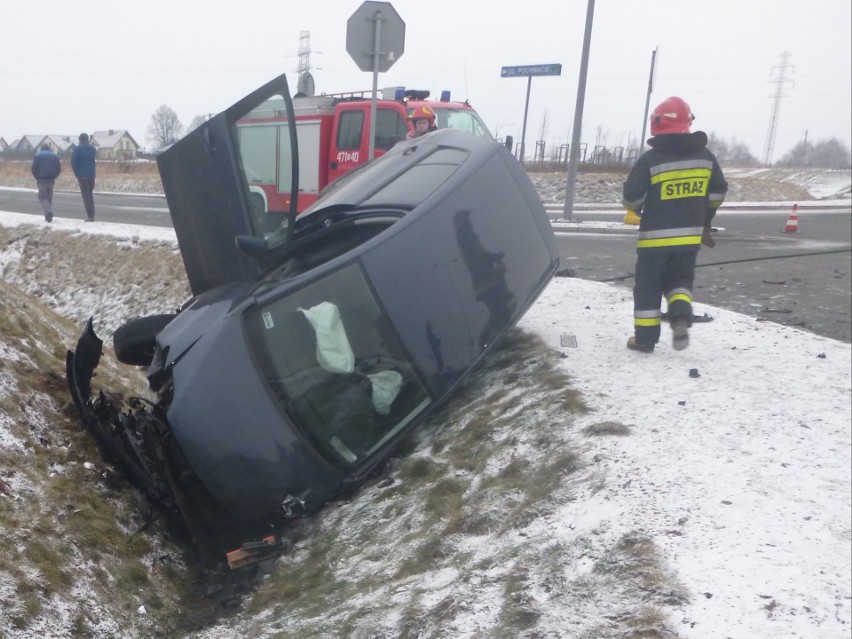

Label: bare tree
[779,137,851,169]
[186,114,210,134]
[147,105,184,153]
[707,132,759,167]
[538,110,549,143]
[594,125,608,149]
[534,110,550,162]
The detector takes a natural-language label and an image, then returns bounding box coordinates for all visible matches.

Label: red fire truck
[237,87,493,214]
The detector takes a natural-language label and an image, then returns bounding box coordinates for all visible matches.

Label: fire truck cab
[237,87,493,215]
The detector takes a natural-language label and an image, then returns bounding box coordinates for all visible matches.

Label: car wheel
[113,314,177,366]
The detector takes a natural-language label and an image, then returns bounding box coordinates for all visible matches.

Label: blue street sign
[501,64,562,78]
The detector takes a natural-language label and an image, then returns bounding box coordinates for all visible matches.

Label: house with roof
[13,135,48,155]
[43,135,78,154]
[91,130,140,160]
[0,137,8,154]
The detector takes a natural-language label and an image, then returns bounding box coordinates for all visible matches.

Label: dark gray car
[67,74,559,561]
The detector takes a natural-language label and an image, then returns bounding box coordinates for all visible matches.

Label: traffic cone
[784,204,799,233]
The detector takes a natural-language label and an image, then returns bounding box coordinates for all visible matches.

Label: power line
[763,51,795,165]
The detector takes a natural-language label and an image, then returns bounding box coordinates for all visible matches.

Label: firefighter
[622,96,728,353]
[407,105,437,139]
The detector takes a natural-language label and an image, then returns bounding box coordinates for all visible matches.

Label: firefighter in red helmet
[407,105,437,139]
[622,96,728,353]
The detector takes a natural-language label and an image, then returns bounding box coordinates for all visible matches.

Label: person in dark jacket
[622,96,727,353]
[31,144,62,222]
[71,132,97,221]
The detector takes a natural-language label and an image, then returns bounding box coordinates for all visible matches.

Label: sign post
[500,64,562,163]
[639,47,658,152]
[346,2,405,160]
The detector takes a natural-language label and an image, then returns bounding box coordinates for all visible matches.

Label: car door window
[337,111,364,151]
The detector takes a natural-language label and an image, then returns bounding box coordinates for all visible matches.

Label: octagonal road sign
[346,1,405,73]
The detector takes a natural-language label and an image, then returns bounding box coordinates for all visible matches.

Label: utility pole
[763,51,794,166]
[639,47,658,152]
[562,0,595,220]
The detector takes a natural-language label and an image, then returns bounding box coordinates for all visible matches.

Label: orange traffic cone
[784,204,799,233]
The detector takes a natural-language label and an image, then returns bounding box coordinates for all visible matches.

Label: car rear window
[245,262,432,469]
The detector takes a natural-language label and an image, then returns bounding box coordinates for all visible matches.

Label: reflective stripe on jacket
[623,132,727,253]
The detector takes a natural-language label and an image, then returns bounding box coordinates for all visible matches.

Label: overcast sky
[2,0,850,162]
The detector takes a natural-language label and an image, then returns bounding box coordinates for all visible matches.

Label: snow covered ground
[525,277,851,638]
[0,209,849,638]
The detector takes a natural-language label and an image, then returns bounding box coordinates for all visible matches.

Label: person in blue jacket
[71,133,97,221]
[622,96,728,353]
[31,144,61,222]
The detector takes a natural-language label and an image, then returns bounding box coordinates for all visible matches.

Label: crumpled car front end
[66,290,351,556]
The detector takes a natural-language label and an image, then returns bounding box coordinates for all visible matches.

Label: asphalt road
[2,187,850,343]
[0,187,172,227]
[553,206,852,343]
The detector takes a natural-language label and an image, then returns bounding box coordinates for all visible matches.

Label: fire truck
[236,87,494,214]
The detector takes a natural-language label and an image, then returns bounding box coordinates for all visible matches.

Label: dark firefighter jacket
[623,131,727,252]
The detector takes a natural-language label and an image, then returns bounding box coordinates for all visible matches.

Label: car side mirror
[235,235,268,261]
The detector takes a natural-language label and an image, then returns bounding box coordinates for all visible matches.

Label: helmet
[409,105,436,126]
[650,97,694,135]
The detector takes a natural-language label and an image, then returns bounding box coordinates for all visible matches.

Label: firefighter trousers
[632,250,697,347]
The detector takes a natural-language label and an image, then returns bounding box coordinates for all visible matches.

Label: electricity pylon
[763,51,794,165]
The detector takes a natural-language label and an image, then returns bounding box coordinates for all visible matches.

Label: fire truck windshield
[415,107,493,140]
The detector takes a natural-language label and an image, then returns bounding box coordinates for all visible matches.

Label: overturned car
[67,74,559,561]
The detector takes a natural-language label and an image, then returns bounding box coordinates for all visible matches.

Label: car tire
[113,314,177,366]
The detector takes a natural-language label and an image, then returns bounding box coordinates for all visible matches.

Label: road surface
[550,205,852,343]
[2,186,850,342]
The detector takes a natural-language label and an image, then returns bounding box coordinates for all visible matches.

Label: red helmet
[409,105,436,126]
[650,96,694,135]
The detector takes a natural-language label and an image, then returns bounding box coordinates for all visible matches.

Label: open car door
[157,73,299,296]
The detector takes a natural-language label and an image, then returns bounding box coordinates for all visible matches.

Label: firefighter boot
[627,336,654,353]
[671,318,689,351]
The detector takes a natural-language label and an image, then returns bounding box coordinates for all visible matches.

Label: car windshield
[245,262,432,469]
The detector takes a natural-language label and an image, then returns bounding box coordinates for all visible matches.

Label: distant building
[0,130,140,159]
[13,135,48,155]
[43,135,78,154]
[91,130,140,160]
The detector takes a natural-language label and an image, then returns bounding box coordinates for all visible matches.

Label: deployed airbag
[300,302,355,374]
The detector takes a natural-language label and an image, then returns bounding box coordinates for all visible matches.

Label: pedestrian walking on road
[31,144,61,222]
[71,132,97,221]
[622,96,728,353]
